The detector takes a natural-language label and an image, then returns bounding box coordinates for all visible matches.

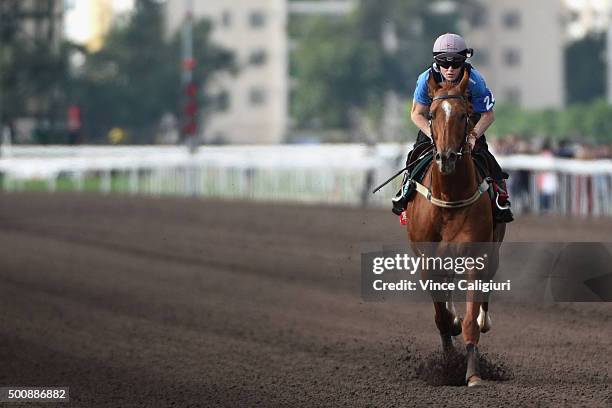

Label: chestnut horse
[406,70,505,387]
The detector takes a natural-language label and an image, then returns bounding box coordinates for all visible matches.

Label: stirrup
[495,195,511,210]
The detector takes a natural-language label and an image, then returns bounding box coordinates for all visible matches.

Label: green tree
[290,0,466,131]
[71,0,233,143]
[290,16,385,128]
[487,100,612,143]
[580,99,612,142]
[565,32,605,104]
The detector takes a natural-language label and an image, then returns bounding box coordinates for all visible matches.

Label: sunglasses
[435,58,465,69]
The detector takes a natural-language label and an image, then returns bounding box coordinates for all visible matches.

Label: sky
[64,0,135,43]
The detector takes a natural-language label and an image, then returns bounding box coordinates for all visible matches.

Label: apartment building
[564,0,611,38]
[0,0,64,141]
[165,0,288,144]
[462,0,566,108]
[1,0,64,47]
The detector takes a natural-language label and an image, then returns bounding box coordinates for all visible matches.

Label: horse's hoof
[467,376,484,387]
[477,306,492,333]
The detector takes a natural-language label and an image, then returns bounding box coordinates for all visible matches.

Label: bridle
[428,94,471,160]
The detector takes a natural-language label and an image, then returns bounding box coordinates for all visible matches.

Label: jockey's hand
[468,131,478,151]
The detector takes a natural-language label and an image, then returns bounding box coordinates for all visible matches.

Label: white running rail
[0,144,610,216]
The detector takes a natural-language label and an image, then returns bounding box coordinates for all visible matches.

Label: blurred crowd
[490,134,612,160]
[488,134,612,215]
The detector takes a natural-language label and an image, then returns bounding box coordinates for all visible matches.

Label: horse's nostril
[435,153,441,161]
[449,152,457,160]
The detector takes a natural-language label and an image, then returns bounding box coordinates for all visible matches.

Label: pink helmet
[433,33,473,59]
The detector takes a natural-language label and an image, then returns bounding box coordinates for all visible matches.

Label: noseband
[429,94,470,159]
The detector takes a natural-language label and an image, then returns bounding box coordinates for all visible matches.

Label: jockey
[392,33,514,223]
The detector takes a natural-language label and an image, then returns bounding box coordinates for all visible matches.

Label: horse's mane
[439,81,459,91]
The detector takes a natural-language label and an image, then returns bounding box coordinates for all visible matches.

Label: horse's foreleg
[462,300,482,346]
[433,301,462,352]
[445,301,463,336]
[463,300,483,386]
[465,343,482,387]
[493,222,506,243]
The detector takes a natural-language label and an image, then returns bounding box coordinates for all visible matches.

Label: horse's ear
[427,72,440,98]
[458,69,470,95]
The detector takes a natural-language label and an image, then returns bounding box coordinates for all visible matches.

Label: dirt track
[0,193,610,407]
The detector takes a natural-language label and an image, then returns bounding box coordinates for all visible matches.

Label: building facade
[563,0,611,38]
[462,0,566,108]
[0,0,64,141]
[165,0,288,144]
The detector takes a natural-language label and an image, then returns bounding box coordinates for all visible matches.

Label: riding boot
[392,171,415,215]
[392,133,433,216]
[479,143,514,223]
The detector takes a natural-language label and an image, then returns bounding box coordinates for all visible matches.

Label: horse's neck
[431,157,478,202]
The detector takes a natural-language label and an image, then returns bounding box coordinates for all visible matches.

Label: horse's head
[427,70,471,175]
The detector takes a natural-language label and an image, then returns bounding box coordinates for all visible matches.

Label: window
[249,87,266,106]
[470,49,490,66]
[248,49,267,66]
[503,48,520,66]
[249,11,266,28]
[470,8,488,28]
[221,10,232,27]
[502,10,521,29]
